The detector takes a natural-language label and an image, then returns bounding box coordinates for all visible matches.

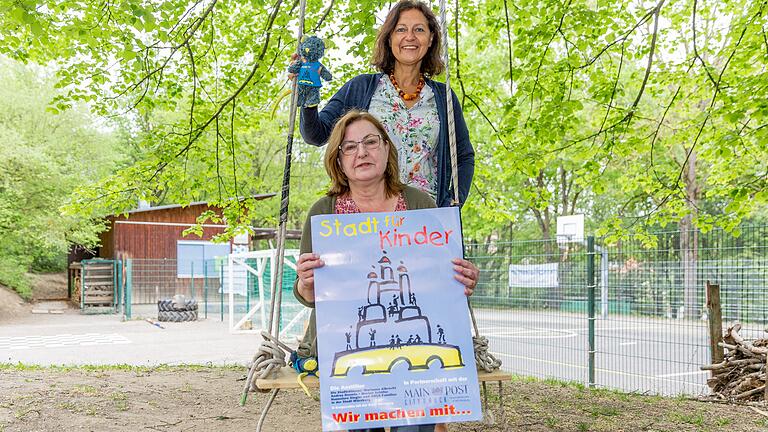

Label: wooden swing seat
[256,367,512,390]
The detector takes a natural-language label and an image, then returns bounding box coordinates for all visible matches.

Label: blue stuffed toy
[287,36,332,108]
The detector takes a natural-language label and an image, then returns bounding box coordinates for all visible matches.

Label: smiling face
[389,8,432,69]
[339,119,390,188]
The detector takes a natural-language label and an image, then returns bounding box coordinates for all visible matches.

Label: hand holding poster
[311,206,482,431]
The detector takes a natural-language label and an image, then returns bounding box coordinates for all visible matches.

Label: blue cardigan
[299,73,475,208]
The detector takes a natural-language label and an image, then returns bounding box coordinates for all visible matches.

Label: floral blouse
[368,75,440,200]
[335,193,407,214]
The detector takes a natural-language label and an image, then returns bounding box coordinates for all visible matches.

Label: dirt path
[0,273,70,324]
[29,272,68,301]
[0,287,29,324]
[1,366,766,432]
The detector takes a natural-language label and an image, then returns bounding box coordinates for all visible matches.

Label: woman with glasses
[294,110,479,432]
[298,0,474,209]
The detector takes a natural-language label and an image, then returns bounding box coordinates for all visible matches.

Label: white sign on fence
[508,262,559,288]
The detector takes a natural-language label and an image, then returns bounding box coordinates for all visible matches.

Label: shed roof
[118,193,277,215]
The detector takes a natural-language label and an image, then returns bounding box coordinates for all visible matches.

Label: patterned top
[368,75,440,200]
[335,193,407,214]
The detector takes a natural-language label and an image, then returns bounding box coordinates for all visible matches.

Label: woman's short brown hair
[324,110,403,198]
[371,1,445,77]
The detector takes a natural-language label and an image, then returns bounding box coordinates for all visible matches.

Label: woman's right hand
[287,52,300,81]
[296,252,324,303]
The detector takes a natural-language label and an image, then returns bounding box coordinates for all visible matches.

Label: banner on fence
[508,262,559,288]
[311,207,482,431]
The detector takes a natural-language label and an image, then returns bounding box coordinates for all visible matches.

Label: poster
[311,207,482,431]
[508,262,559,288]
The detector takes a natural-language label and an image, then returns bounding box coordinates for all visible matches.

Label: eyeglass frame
[338,134,385,156]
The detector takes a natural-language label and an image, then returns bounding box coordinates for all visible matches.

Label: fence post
[125,259,132,320]
[220,264,224,322]
[190,262,195,299]
[204,261,208,320]
[114,260,122,314]
[587,236,596,389]
[706,281,724,367]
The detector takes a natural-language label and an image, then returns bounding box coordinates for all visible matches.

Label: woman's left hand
[452,258,479,296]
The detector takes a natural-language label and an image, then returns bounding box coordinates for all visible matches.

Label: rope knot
[473,335,502,373]
[245,331,292,393]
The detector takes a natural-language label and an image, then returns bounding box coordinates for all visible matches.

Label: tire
[157,299,174,312]
[170,298,198,311]
[157,309,198,322]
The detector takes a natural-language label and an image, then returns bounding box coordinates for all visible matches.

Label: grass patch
[669,411,705,426]
[0,260,32,300]
[72,384,98,395]
[110,392,128,401]
[715,417,732,427]
[13,408,40,420]
[544,416,558,427]
[57,402,77,412]
[114,400,129,412]
[590,406,620,417]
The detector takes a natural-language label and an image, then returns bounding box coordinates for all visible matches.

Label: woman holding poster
[294,110,479,432]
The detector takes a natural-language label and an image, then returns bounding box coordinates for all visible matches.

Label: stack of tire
[157,295,198,322]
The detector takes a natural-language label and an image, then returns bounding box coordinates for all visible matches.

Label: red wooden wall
[99,203,228,260]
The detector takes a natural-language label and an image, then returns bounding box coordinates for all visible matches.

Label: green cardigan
[293,185,436,356]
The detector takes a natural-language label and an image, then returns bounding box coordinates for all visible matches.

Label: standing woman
[295,110,479,432]
[299,0,474,208]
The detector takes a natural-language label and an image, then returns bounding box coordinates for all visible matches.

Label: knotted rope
[242,1,307,428]
[242,331,292,398]
[440,0,501,374]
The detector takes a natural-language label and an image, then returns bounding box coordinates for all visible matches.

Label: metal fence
[123,257,307,340]
[467,225,768,396]
[114,225,767,396]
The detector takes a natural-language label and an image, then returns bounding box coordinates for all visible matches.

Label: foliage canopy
[0,0,766,245]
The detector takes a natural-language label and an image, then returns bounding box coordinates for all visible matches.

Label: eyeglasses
[339,134,383,156]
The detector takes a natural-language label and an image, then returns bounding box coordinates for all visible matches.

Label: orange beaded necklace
[389,73,425,101]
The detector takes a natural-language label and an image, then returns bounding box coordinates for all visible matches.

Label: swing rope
[241,0,308,411]
[439,0,501,374]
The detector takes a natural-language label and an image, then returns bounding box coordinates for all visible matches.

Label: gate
[227,249,308,338]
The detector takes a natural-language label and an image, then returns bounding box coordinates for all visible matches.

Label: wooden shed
[97,196,271,260]
[68,195,305,305]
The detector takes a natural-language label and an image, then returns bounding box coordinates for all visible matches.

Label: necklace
[389,73,425,101]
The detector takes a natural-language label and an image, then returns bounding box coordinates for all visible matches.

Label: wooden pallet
[70,260,116,309]
[256,367,512,390]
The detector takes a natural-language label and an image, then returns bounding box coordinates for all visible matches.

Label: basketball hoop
[556,214,585,245]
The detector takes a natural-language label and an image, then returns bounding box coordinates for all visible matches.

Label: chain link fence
[467,225,768,396]
[123,256,308,340]
[113,225,767,396]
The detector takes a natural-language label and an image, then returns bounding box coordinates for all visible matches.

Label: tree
[0,58,122,297]
[0,0,765,248]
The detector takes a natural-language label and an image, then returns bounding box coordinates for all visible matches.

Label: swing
[240,1,511,429]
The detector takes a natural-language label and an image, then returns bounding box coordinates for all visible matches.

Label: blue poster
[311,207,482,431]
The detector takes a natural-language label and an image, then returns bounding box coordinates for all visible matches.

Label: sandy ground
[28,273,69,301]
[2,274,767,431]
[1,367,767,432]
[0,287,29,324]
[0,273,70,324]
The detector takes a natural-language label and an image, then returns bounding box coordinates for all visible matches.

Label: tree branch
[312,0,334,34]
[503,0,514,92]
[692,0,718,88]
[527,0,572,124]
